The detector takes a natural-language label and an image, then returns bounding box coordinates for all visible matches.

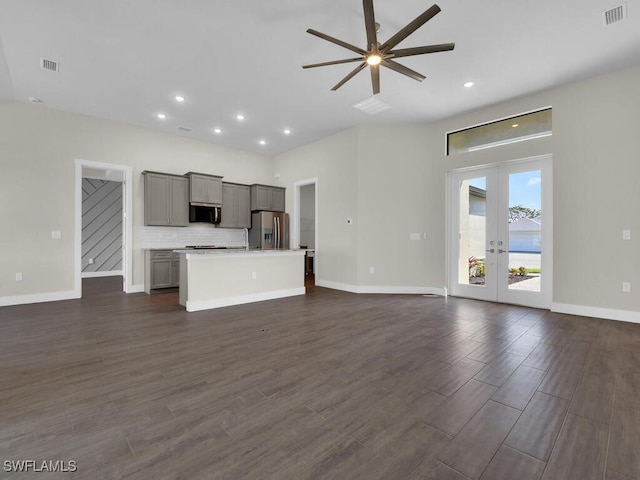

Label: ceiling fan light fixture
[366,54,382,66]
[303,2,455,94]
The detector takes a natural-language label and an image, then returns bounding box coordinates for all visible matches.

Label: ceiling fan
[303,1,455,95]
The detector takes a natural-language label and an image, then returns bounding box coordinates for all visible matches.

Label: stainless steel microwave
[189,203,221,224]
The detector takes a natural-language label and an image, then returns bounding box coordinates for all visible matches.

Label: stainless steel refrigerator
[249,212,289,249]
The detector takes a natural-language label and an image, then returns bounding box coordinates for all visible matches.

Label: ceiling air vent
[603,4,627,26]
[353,96,390,115]
[40,57,59,72]
[177,126,192,132]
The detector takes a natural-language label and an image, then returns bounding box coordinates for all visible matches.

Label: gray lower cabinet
[250,184,285,212]
[186,172,223,204]
[145,250,180,294]
[143,171,189,226]
[220,183,251,228]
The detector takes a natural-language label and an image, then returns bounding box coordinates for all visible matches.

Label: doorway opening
[448,155,553,309]
[294,178,318,289]
[75,160,133,298]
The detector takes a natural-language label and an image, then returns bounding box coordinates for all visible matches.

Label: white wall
[355,125,445,290]
[275,65,640,317]
[3,64,640,319]
[0,102,272,302]
[274,129,359,288]
[429,66,639,314]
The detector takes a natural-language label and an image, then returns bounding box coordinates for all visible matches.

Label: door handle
[498,249,507,253]
[486,248,495,253]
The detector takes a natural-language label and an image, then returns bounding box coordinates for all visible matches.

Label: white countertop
[174,248,305,258]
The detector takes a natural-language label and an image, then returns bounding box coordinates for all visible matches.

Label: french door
[448,156,552,309]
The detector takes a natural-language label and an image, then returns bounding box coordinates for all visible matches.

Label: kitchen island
[174,249,305,312]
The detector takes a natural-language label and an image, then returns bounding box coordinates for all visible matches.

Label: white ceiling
[1,1,639,156]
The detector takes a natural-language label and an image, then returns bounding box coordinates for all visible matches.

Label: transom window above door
[447,108,552,155]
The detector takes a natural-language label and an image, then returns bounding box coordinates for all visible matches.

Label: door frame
[447,154,553,309]
[293,177,318,275]
[74,159,133,296]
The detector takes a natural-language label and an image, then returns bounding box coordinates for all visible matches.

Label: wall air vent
[40,57,59,72]
[603,4,627,26]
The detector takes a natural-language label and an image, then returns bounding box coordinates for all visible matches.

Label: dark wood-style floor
[1,277,639,480]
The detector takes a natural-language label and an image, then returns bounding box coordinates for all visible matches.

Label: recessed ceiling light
[511,123,519,128]
[259,139,267,146]
[175,95,185,103]
[157,113,167,119]
[28,97,44,103]
[464,81,475,88]
[236,114,245,121]
[283,128,291,135]
[213,128,222,134]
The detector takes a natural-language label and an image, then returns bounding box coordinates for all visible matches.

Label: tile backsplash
[141,225,246,249]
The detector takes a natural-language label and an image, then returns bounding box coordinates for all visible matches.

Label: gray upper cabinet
[250,184,285,212]
[143,171,189,226]
[186,172,223,204]
[220,182,251,228]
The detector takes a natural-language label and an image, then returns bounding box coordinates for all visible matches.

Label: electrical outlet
[623,282,631,293]
[15,272,23,281]
[369,266,375,274]
[409,233,420,240]
[251,271,257,280]
[88,258,94,265]
[623,230,631,240]
[51,230,61,239]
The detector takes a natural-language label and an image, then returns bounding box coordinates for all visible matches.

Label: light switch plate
[623,282,631,293]
[51,230,61,239]
[623,230,631,240]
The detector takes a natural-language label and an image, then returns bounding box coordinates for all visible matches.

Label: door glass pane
[459,177,487,286]
[507,170,541,292]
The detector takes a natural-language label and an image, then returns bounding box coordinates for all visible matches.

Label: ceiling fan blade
[381,59,426,82]
[307,29,366,55]
[371,64,380,95]
[380,4,441,53]
[303,57,364,69]
[390,43,455,58]
[363,0,378,51]
[331,62,367,91]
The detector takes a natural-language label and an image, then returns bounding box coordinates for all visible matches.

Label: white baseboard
[0,290,79,307]
[552,302,640,324]
[315,280,359,293]
[186,287,306,312]
[128,284,145,293]
[82,270,124,278]
[315,280,447,296]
